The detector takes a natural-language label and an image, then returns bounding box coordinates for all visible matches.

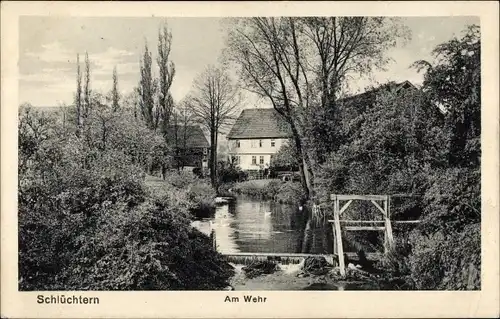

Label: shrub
[377,236,413,277]
[269,143,299,172]
[30,196,234,290]
[192,167,202,178]
[217,161,247,184]
[18,104,233,291]
[264,179,282,199]
[162,171,216,211]
[187,181,216,211]
[408,223,480,290]
[19,157,148,290]
[163,171,200,189]
[230,179,303,204]
[276,182,304,204]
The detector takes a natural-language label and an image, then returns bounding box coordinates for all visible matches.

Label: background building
[226,108,291,171]
[166,125,210,171]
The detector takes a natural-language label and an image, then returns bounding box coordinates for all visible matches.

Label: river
[192,195,308,254]
[191,195,405,290]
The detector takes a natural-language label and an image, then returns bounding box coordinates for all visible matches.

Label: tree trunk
[214,132,218,189]
[302,143,316,198]
[209,129,217,189]
[290,123,312,200]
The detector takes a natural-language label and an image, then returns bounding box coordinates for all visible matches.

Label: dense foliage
[315,25,481,290]
[269,143,299,172]
[217,161,248,185]
[18,100,233,290]
[230,179,304,205]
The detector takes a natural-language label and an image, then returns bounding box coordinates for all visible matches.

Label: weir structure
[329,194,393,277]
[214,194,419,277]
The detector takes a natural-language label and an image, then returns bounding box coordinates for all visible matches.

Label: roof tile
[227,108,291,139]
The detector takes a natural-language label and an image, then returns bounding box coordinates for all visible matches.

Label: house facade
[227,108,291,171]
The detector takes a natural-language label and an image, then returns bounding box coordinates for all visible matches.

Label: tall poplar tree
[111,66,120,112]
[157,23,176,135]
[138,42,155,128]
[75,53,82,136]
[83,51,91,122]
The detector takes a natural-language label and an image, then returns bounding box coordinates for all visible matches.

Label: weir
[211,194,419,276]
[220,251,382,266]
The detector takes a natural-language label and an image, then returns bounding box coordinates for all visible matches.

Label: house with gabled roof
[226,108,291,171]
[226,81,417,171]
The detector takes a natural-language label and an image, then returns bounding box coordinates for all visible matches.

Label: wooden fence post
[333,196,346,277]
[383,196,394,253]
[211,229,217,251]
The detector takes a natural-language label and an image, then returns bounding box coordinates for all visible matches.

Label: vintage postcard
[1,1,499,318]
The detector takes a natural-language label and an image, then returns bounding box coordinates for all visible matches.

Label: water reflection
[192,195,307,254]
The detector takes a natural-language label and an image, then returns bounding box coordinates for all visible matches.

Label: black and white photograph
[2,1,499,318]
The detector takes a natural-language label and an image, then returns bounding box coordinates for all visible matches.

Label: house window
[271,139,275,147]
[259,156,264,165]
[236,140,240,148]
[259,140,263,147]
[237,156,241,164]
[252,156,257,165]
[251,140,257,148]
[270,154,274,163]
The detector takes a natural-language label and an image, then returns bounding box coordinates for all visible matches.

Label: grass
[230,179,304,204]
[145,173,216,213]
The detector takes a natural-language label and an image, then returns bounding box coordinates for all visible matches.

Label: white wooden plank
[339,199,353,215]
[333,194,388,201]
[392,220,421,224]
[328,220,421,224]
[338,220,385,223]
[334,199,346,277]
[344,226,385,231]
[384,198,394,252]
[370,200,386,216]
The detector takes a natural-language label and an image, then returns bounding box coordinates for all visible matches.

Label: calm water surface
[192,195,307,254]
[192,195,393,290]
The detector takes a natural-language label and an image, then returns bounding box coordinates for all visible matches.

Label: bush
[162,171,216,211]
[192,167,202,178]
[231,180,268,197]
[217,161,247,184]
[377,236,413,277]
[187,181,216,211]
[408,223,480,290]
[23,196,234,290]
[19,157,148,290]
[163,171,200,189]
[230,179,303,204]
[269,143,299,172]
[18,104,233,291]
[276,182,304,204]
[265,179,282,199]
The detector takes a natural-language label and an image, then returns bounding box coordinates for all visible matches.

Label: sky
[19,16,479,107]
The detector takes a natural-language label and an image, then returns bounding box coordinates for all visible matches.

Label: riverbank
[145,173,216,215]
[226,179,304,204]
